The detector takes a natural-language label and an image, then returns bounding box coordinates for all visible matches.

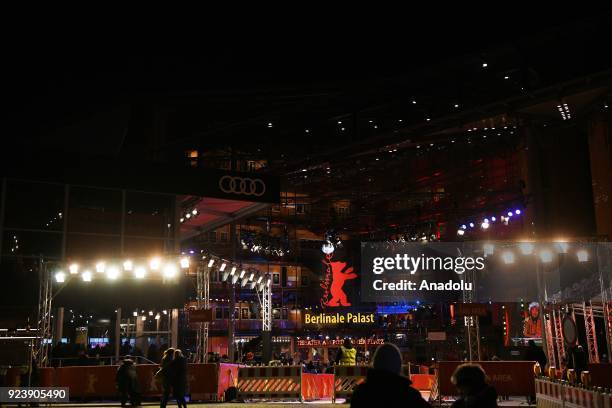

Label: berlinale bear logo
[321,257,357,308]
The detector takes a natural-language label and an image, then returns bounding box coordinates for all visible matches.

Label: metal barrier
[236,365,302,401]
[535,377,611,408]
[333,365,369,401]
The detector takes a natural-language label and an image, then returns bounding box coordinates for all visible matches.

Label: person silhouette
[326,261,357,307]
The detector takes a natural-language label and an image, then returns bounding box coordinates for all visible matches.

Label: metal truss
[195,263,210,363]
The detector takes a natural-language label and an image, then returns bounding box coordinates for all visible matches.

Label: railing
[49,355,158,367]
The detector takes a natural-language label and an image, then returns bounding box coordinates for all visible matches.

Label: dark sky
[5,11,611,147]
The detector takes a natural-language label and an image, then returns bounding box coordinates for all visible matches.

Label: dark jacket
[171,355,188,395]
[116,359,139,392]
[451,385,498,408]
[351,368,430,408]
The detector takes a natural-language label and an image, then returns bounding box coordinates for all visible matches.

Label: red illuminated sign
[296,338,384,348]
[320,255,356,308]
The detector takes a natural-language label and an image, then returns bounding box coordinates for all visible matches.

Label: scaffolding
[36,259,53,367]
[583,301,599,363]
[552,308,565,367]
[195,262,210,363]
[462,268,481,361]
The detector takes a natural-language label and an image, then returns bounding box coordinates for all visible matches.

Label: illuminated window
[186,150,199,167]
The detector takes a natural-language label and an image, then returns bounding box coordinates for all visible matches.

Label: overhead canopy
[180,196,270,239]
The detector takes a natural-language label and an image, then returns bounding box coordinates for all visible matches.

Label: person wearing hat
[351,343,430,407]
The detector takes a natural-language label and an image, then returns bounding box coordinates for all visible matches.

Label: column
[53,307,64,345]
[171,308,179,348]
[114,308,121,361]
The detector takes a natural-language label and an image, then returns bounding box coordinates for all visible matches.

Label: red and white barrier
[535,378,608,408]
[236,365,302,400]
[333,365,369,400]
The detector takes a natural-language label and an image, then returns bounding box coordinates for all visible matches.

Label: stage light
[149,311,153,316]
[267,278,271,286]
[239,270,246,279]
[230,266,237,275]
[180,257,190,269]
[461,224,467,230]
[81,270,92,282]
[222,271,230,281]
[219,262,227,272]
[481,222,490,230]
[134,266,146,279]
[454,104,459,108]
[150,257,161,270]
[231,275,239,284]
[141,316,146,321]
[484,218,489,223]
[482,62,488,68]
[502,251,515,264]
[180,218,185,223]
[133,311,138,317]
[155,314,160,320]
[250,281,257,289]
[504,75,509,79]
[258,282,265,291]
[163,310,167,315]
[469,223,474,228]
[539,250,553,263]
[241,277,249,287]
[163,264,177,278]
[519,243,534,255]
[515,209,521,215]
[192,209,198,215]
[507,211,513,217]
[55,271,66,283]
[577,249,589,263]
[491,216,496,222]
[412,100,417,104]
[185,213,191,219]
[457,229,465,236]
[248,272,255,282]
[554,242,569,254]
[106,266,120,280]
[257,275,263,284]
[69,263,79,274]
[208,259,215,268]
[123,260,133,271]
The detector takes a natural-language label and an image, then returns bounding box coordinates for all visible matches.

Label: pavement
[15,398,534,407]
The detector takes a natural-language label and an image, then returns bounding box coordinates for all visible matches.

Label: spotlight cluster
[458,208,522,236]
[54,255,191,284]
[179,208,199,223]
[201,252,271,292]
[480,241,590,264]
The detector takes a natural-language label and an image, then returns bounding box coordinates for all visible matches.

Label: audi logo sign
[218,175,266,197]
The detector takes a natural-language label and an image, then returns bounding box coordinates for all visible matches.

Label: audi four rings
[219,176,266,196]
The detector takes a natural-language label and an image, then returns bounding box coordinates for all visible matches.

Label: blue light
[507,211,513,217]
[515,209,521,215]
[483,218,489,223]
[461,224,467,229]
[469,222,475,228]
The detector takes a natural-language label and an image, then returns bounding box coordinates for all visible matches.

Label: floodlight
[134,266,146,279]
[81,270,92,282]
[180,257,190,269]
[150,257,162,270]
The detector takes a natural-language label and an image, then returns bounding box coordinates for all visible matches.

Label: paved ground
[36,399,534,407]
